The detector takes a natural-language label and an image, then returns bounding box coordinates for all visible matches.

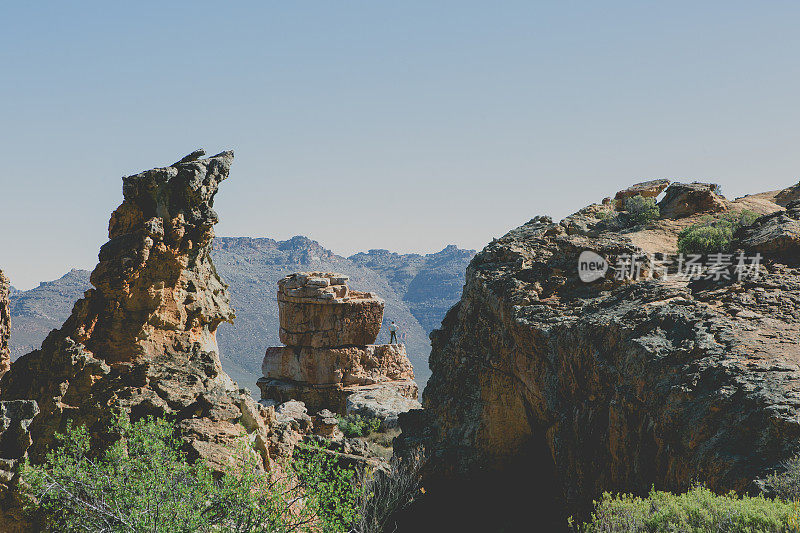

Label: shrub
[767,453,800,502]
[573,485,799,533]
[21,415,361,532]
[338,414,382,438]
[677,210,759,255]
[623,195,660,227]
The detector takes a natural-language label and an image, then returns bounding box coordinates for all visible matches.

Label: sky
[1,2,799,289]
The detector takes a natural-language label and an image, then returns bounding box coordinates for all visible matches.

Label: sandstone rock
[262,272,418,416]
[347,383,421,430]
[398,193,800,529]
[658,182,726,218]
[775,181,800,206]
[0,151,271,472]
[614,179,670,203]
[278,272,382,347]
[313,409,341,438]
[734,200,800,263]
[262,344,414,386]
[0,272,9,380]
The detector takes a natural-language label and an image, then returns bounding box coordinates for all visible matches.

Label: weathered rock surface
[735,200,800,264]
[278,272,384,347]
[347,383,421,430]
[0,271,10,380]
[261,273,418,414]
[614,179,670,204]
[658,181,727,218]
[262,344,414,386]
[0,400,38,532]
[398,183,800,530]
[0,150,272,472]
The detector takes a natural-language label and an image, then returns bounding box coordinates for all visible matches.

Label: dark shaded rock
[659,182,726,218]
[734,201,800,264]
[398,193,800,529]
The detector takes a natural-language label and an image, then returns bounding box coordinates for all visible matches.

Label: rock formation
[0,271,10,379]
[0,150,272,472]
[0,400,39,532]
[658,181,727,218]
[398,180,800,530]
[614,178,670,207]
[259,273,419,418]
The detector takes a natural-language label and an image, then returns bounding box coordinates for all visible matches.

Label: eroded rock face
[278,273,384,347]
[614,179,670,205]
[658,182,727,218]
[0,399,38,532]
[0,271,10,379]
[0,150,272,471]
[260,273,418,416]
[735,200,800,264]
[398,192,800,529]
[263,344,414,386]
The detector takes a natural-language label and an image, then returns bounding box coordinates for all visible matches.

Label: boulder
[775,181,800,206]
[658,182,727,218]
[278,272,383,348]
[347,383,421,430]
[734,200,800,263]
[614,179,670,204]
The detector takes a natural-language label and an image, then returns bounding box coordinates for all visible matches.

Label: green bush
[623,195,660,227]
[338,414,382,438]
[21,415,361,532]
[767,453,800,502]
[677,210,759,255]
[573,485,799,533]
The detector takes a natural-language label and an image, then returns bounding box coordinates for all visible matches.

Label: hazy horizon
[3,2,799,289]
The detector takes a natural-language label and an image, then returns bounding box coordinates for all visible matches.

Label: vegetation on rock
[623,194,660,226]
[338,414,382,438]
[21,416,362,532]
[677,210,759,255]
[574,486,799,532]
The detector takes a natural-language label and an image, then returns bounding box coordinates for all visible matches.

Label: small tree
[623,195,660,227]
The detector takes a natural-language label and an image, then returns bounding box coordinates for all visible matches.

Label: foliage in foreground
[21,415,361,532]
[338,414,381,438]
[574,485,800,533]
[677,210,759,255]
[623,195,660,227]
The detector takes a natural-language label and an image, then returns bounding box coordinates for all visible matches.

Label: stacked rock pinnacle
[259,272,418,413]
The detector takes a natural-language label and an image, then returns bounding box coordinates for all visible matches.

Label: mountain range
[8,236,474,392]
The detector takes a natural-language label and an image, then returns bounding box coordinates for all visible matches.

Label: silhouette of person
[389,321,398,344]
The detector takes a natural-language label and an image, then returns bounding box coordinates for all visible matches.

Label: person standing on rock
[389,321,398,344]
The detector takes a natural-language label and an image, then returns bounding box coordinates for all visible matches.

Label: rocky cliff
[0,150,272,471]
[0,271,10,379]
[398,180,800,529]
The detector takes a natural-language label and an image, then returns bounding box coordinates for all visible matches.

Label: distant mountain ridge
[8,237,475,392]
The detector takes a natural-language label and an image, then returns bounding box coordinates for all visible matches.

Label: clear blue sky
[2,2,799,289]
